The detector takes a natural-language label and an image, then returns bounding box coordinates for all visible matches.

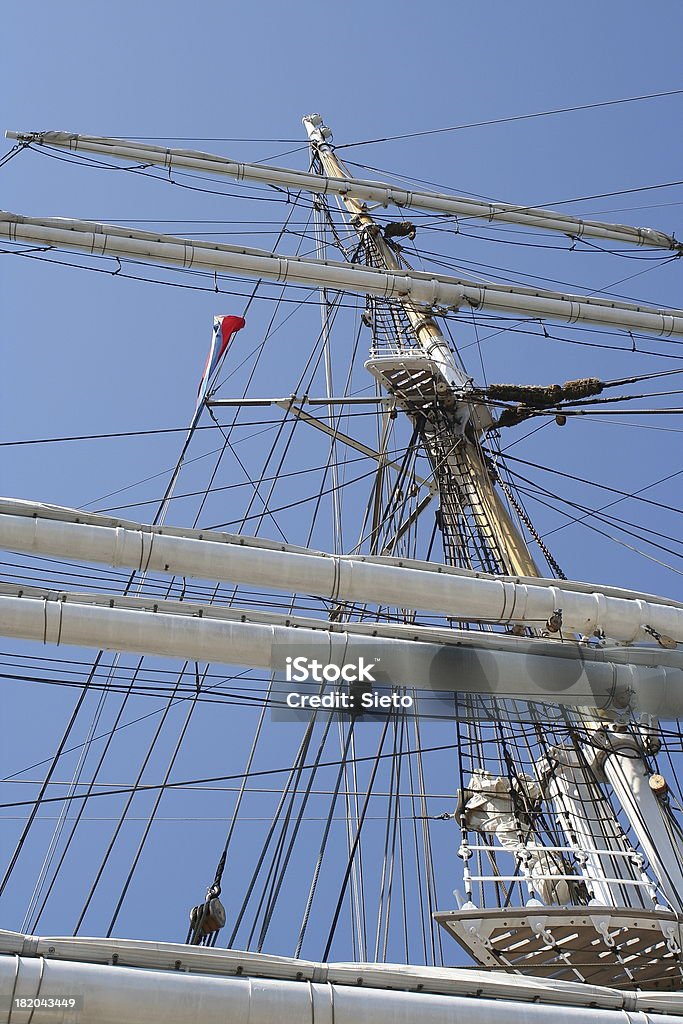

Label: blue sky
[1,0,683,961]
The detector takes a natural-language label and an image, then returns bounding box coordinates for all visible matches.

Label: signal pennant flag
[158,315,246,521]
[195,314,246,413]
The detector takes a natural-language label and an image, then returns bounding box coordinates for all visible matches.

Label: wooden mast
[302,114,539,577]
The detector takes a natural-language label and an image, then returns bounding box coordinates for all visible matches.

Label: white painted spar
[2,955,678,1024]
[599,734,683,914]
[1,498,682,644]
[543,752,635,908]
[7,129,681,252]
[0,928,627,1008]
[2,929,683,1023]
[2,210,683,336]
[1,583,683,716]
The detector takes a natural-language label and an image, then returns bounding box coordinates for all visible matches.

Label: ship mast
[1,117,683,986]
[301,114,683,987]
[302,114,538,578]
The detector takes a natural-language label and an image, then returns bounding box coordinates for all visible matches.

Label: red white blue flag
[195,314,245,412]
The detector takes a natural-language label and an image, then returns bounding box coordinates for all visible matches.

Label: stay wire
[336,88,683,148]
[199,233,348,940]
[255,713,336,952]
[105,664,208,937]
[345,155,683,225]
[295,723,355,957]
[231,308,372,951]
[226,714,322,948]
[495,454,683,521]
[0,142,29,168]
[5,391,205,913]
[515,484,683,577]
[322,714,391,961]
[4,739,632,813]
[106,200,316,928]
[34,193,308,927]
[506,469,683,558]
